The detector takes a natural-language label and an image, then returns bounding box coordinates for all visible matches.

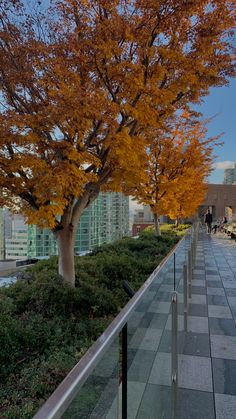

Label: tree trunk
[175,218,179,227]
[53,188,100,286]
[56,224,76,287]
[153,213,161,237]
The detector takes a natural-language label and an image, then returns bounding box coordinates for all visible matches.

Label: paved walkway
[125,230,236,419]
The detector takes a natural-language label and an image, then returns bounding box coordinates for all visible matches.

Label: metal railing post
[171,291,178,419]
[122,323,128,419]
[183,264,188,332]
[188,249,192,298]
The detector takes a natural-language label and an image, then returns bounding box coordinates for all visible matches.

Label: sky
[196,78,236,184]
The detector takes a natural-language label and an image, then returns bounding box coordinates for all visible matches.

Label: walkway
[125,231,236,419]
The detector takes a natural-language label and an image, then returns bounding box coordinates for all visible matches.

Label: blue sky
[197,78,236,184]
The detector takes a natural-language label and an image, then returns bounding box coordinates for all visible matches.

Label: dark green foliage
[0,229,181,418]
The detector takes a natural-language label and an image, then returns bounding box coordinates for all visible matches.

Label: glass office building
[11,192,130,258]
[223,163,236,184]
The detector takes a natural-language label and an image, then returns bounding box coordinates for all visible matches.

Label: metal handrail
[33,232,188,419]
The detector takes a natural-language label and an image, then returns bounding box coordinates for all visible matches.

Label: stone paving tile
[159,330,210,357]
[225,289,236,297]
[212,358,236,396]
[127,381,146,419]
[165,314,184,331]
[128,328,147,349]
[177,388,215,419]
[137,312,155,328]
[136,384,171,419]
[178,354,213,392]
[148,301,171,314]
[206,270,219,275]
[148,352,171,386]
[188,303,208,317]
[158,284,174,292]
[191,279,206,286]
[222,281,236,288]
[209,318,236,336]
[128,349,156,382]
[207,295,228,306]
[107,381,146,419]
[206,275,222,281]
[215,393,236,419]
[194,269,205,274]
[191,285,207,295]
[127,311,145,330]
[188,316,209,334]
[148,313,168,329]
[139,328,163,351]
[135,300,152,312]
[207,280,223,288]
[207,287,226,296]
[154,291,172,302]
[227,297,236,318]
[208,305,232,319]
[210,334,236,360]
[189,294,207,304]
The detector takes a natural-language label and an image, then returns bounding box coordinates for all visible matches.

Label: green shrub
[0,229,183,417]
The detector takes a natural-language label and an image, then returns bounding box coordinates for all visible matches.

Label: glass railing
[34,223,200,419]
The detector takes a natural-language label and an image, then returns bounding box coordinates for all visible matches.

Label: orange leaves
[126,111,220,220]
[0,0,235,230]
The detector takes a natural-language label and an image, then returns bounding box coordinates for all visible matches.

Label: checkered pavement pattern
[124,231,236,419]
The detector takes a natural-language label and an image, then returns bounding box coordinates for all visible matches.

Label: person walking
[205,209,213,234]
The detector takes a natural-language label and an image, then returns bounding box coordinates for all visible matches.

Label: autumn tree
[0,0,235,285]
[126,113,219,236]
[165,177,207,225]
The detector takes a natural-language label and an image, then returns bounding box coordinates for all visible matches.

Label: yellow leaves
[0,0,234,231]
[126,111,219,221]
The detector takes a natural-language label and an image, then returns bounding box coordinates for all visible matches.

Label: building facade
[5,213,28,259]
[198,184,236,222]
[132,205,168,236]
[75,192,129,252]
[223,163,236,185]
[3,192,129,259]
[0,209,4,259]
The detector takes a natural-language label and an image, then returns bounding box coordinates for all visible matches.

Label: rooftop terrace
[35,227,236,419]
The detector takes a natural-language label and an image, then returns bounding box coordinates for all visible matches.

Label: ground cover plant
[0,226,187,418]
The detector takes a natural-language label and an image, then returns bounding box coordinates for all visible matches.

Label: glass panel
[127,254,174,418]
[62,336,120,419]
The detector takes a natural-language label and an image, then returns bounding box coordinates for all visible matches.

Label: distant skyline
[197,78,236,185]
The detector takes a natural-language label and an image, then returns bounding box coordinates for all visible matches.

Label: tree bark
[56,224,76,287]
[153,213,161,237]
[53,188,100,286]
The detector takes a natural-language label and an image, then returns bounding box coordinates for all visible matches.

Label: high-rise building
[0,209,4,259]
[223,163,236,184]
[27,225,57,258]
[3,192,129,259]
[75,192,129,252]
[5,213,28,259]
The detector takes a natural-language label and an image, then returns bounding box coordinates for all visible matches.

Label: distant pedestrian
[205,209,213,234]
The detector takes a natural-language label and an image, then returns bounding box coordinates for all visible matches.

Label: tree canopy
[124,112,220,234]
[0,0,235,283]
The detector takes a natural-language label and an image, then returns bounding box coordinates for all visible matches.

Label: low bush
[0,229,181,418]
